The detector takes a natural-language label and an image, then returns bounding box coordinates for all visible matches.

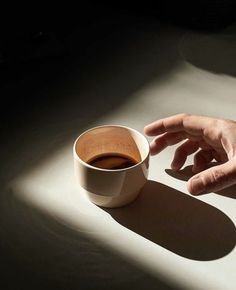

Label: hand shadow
[165,163,236,199]
[103,180,236,261]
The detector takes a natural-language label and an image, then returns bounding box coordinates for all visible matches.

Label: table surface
[1,14,236,290]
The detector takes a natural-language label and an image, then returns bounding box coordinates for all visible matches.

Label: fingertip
[171,161,181,171]
[143,124,153,136]
[149,141,157,155]
[143,126,148,135]
[149,140,164,156]
[187,176,205,195]
[150,150,156,156]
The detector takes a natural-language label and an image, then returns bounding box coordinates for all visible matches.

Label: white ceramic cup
[73,125,150,208]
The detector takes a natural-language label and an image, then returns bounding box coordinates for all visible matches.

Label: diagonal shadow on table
[104,180,236,261]
[165,164,236,199]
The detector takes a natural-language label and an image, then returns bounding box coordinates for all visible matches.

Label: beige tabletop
[1,16,236,290]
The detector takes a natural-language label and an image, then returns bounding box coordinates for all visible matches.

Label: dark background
[1,1,235,129]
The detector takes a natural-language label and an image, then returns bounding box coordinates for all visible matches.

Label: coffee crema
[88,153,138,170]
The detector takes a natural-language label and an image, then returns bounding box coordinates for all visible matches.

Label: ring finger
[171,140,199,170]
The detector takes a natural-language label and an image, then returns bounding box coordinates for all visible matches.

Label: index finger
[144,113,215,137]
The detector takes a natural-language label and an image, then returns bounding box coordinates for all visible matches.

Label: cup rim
[73,124,150,172]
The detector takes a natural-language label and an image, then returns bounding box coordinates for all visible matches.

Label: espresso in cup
[73,125,150,208]
[88,153,138,170]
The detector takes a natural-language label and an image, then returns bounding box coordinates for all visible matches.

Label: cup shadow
[165,164,236,199]
[103,180,236,261]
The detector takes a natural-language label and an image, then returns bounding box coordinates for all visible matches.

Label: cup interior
[74,126,149,168]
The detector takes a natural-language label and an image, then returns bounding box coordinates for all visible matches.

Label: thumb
[187,160,236,195]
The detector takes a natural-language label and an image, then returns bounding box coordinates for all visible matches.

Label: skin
[144,113,236,195]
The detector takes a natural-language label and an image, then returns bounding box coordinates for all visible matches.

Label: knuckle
[211,169,225,183]
[206,168,230,191]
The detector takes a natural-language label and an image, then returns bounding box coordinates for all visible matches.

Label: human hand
[144,114,236,195]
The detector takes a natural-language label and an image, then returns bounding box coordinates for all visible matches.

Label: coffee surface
[88,153,138,169]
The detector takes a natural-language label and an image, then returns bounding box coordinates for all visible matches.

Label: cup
[73,125,150,208]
